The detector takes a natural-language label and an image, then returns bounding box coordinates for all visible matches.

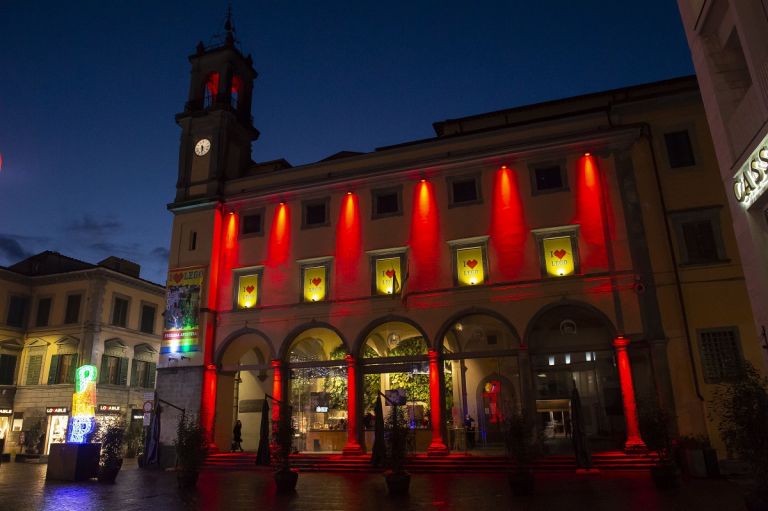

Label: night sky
[0,1,693,284]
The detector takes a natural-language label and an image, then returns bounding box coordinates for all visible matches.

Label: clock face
[194,138,211,156]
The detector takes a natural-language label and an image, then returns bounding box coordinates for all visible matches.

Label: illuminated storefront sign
[374,257,402,295]
[162,266,204,354]
[237,273,259,308]
[96,404,122,415]
[542,237,576,277]
[303,265,327,302]
[733,134,768,208]
[46,407,69,415]
[456,246,485,286]
[67,365,98,444]
[0,408,13,415]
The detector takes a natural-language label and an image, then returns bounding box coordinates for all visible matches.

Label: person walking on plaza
[232,419,244,452]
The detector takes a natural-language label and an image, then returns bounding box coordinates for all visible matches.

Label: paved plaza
[0,460,752,511]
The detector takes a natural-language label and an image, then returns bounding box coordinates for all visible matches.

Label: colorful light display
[67,365,98,444]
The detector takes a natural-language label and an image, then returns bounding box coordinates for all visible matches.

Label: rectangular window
[302,263,329,302]
[241,211,264,236]
[48,354,77,384]
[0,354,17,385]
[454,246,486,286]
[188,231,197,251]
[130,360,157,388]
[302,199,329,228]
[533,227,580,278]
[699,328,742,383]
[140,305,156,334]
[664,130,696,168]
[448,175,481,206]
[64,294,81,324]
[372,187,402,218]
[373,255,403,295]
[100,355,128,385]
[532,164,567,193]
[36,298,52,327]
[235,270,262,309]
[112,297,129,327]
[6,296,29,328]
[26,355,42,385]
[670,208,726,265]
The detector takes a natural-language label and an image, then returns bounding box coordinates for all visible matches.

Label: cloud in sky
[0,234,32,263]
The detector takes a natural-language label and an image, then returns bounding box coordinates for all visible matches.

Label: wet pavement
[0,459,751,510]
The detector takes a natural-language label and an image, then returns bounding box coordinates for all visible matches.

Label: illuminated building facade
[0,252,164,455]
[677,1,768,369]
[157,29,764,461]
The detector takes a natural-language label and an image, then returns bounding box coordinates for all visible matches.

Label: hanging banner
[456,246,484,286]
[375,257,401,295]
[542,237,575,277]
[162,266,204,354]
[237,274,259,309]
[303,266,327,302]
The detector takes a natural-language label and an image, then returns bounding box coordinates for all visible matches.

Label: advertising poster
[162,266,204,354]
[303,266,327,302]
[542,237,575,277]
[375,257,401,295]
[237,273,259,309]
[456,246,484,286]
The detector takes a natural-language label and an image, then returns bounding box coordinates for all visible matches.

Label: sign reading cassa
[303,266,327,302]
[542,237,576,277]
[456,246,485,286]
[733,133,768,208]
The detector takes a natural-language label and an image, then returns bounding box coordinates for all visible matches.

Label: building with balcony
[0,251,164,455]
[156,26,763,461]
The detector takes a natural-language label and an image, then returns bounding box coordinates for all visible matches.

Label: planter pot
[702,448,720,478]
[744,489,768,511]
[274,468,299,494]
[681,448,707,478]
[508,470,535,496]
[97,460,123,484]
[650,463,680,490]
[384,470,411,496]
[177,469,199,489]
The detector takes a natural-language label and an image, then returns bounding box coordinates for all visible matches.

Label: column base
[342,442,364,456]
[427,442,449,456]
[624,439,648,454]
[207,442,220,454]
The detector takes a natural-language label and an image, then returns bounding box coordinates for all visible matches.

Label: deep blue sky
[0,1,693,284]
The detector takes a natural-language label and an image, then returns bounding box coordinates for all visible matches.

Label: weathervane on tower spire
[224,3,236,45]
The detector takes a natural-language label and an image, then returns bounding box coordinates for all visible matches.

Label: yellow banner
[456,246,484,286]
[375,257,401,295]
[237,274,259,309]
[543,237,575,277]
[303,266,327,302]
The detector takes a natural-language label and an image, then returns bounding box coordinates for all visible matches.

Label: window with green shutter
[48,354,77,384]
[26,355,43,385]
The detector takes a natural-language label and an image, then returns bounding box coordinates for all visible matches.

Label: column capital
[271,359,282,369]
[345,353,355,365]
[613,337,630,350]
[428,348,439,360]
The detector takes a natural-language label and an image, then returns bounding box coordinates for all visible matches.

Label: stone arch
[435,307,522,354]
[279,321,350,362]
[354,315,431,357]
[524,299,617,353]
[216,327,275,367]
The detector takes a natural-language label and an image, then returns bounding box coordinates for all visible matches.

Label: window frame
[371,186,403,219]
[697,327,744,384]
[110,295,131,328]
[447,236,490,287]
[232,266,265,310]
[5,295,29,329]
[367,247,408,296]
[661,126,698,170]
[240,208,265,238]
[64,293,82,324]
[446,173,483,208]
[669,207,728,265]
[529,159,569,195]
[35,296,53,328]
[297,257,333,303]
[301,197,330,229]
[532,225,581,278]
[139,302,157,334]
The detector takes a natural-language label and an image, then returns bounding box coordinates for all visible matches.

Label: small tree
[24,417,44,454]
[638,403,674,462]
[385,404,408,473]
[713,362,768,489]
[275,405,295,470]
[174,414,207,473]
[505,412,538,467]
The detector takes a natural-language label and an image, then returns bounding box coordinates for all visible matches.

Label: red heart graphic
[553,249,567,260]
[385,269,395,278]
[466,259,478,269]
[311,277,322,286]
[245,286,255,294]
[173,273,183,283]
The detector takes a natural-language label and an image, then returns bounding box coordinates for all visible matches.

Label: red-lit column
[343,355,363,455]
[201,362,218,449]
[427,349,448,456]
[271,359,283,453]
[613,337,647,453]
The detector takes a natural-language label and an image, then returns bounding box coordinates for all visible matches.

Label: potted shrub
[639,403,679,490]
[98,425,125,483]
[24,417,45,457]
[124,420,144,459]
[384,403,410,496]
[273,405,299,494]
[713,362,768,510]
[174,414,208,488]
[505,411,538,496]
[676,435,719,478]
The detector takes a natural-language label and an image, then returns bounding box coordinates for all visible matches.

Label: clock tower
[174,19,259,204]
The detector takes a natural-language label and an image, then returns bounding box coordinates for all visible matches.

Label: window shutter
[67,355,78,383]
[100,355,109,383]
[130,359,138,387]
[47,355,60,384]
[118,358,129,386]
[26,355,43,385]
[148,362,156,388]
